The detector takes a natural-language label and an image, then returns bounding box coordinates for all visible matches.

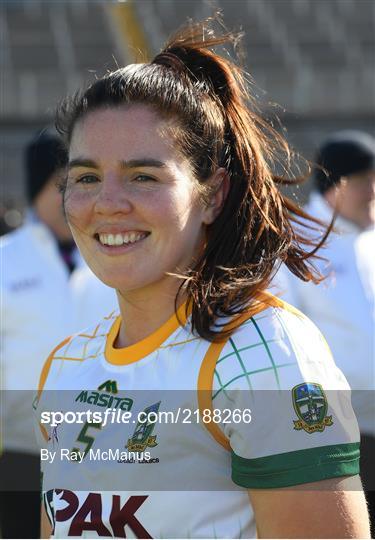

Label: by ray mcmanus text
[40,448,152,464]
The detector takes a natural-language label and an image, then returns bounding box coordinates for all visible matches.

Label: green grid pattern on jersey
[212,315,297,401]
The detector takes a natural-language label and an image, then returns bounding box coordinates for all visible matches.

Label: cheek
[347,187,367,207]
[166,184,203,228]
[141,189,192,231]
[63,188,94,228]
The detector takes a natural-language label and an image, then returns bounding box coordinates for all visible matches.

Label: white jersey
[1,219,117,454]
[274,193,375,436]
[35,293,359,539]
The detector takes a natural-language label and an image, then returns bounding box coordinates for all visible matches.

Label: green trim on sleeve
[232,442,360,489]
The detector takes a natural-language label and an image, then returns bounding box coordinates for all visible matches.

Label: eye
[133,174,156,183]
[76,174,99,184]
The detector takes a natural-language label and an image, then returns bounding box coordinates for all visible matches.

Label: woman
[36,21,369,539]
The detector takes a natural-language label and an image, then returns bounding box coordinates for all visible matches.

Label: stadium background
[0,0,374,232]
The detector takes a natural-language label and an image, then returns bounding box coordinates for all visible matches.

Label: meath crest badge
[292,383,333,434]
[126,402,160,452]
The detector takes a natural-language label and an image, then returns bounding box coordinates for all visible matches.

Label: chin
[93,272,150,293]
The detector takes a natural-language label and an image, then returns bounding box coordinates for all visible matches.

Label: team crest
[292,383,333,434]
[126,402,160,452]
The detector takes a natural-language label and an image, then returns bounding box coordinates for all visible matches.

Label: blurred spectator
[0,129,116,538]
[276,130,375,531]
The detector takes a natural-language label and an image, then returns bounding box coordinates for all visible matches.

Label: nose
[94,175,133,215]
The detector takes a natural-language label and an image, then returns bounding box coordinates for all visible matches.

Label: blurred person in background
[0,130,116,538]
[276,130,375,532]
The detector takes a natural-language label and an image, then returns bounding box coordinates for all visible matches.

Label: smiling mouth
[95,232,150,246]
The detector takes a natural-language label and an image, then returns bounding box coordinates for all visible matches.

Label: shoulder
[304,192,333,222]
[211,297,360,490]
[215,295,348,392]
[230,294,319,349]
[0,225,42,295]
[356,227,375,255]
[0,224,30,252]
[0,222,51,263]
[37,312,119,394]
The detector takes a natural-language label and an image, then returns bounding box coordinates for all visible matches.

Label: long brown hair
[56,19,329,341]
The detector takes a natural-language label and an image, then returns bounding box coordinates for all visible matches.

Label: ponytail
[150,20,329,340]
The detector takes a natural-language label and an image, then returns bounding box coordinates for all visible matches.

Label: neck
[114,278,186,348]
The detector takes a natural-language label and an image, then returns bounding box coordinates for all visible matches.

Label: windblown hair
[56,19,329,341]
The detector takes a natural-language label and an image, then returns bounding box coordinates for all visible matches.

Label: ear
[202,168,230,225]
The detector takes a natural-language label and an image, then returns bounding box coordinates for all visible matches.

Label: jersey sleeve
[212,305,360,489]
[33,336,73,463]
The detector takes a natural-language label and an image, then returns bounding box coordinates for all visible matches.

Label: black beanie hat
[314,130,375,194]
[25,129,68,203]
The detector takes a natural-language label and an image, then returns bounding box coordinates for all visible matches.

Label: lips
[97,231,149,246]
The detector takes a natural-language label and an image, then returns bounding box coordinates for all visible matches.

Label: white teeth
[98,232,147,246]
[114,234,123,246]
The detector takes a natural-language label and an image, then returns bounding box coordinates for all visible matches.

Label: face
[331,170,375,229]
[65,105,218,296]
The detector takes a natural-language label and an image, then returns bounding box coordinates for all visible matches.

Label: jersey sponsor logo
[98,380,118,394]
[75,380,133,411]
[292,383,333,434]
[126,402,160,453]
[47,489,152,538]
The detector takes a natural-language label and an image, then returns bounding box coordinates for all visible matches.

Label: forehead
[69,105,177,160]
[347,169,375,182]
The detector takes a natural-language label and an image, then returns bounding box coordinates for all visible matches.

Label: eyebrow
[68,158,167,170]
[121,159,167,169]
[68,158,97,170]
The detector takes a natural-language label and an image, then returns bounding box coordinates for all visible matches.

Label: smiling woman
[63,105,214,315]
[34,18,370,540]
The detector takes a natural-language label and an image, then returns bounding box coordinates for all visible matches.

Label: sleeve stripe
[198,338,231,450]
[232,442,360,488]
[197,293,281,451]
[37,336,72,399]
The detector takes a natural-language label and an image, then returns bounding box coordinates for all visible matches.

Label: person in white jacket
[276,130,375,532]
[0,130,117,538]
